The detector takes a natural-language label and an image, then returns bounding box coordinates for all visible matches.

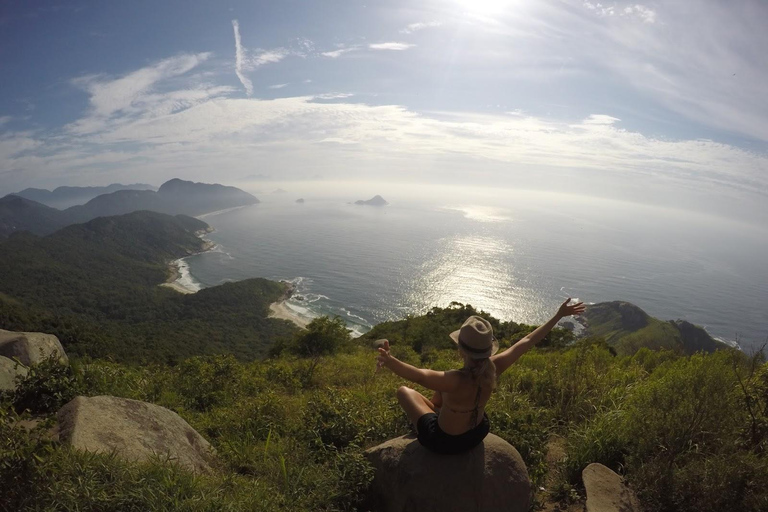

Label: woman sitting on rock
[376,298,585,454]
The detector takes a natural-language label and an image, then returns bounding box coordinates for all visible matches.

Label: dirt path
[539,436,585,512]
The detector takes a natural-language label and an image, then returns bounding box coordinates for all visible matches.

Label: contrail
[232,19,253,96]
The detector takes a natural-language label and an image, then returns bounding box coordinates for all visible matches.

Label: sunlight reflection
[441,205,512,223]
[406,233,550,323]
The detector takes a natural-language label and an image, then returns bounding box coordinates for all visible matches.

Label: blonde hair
[461,351,497,391]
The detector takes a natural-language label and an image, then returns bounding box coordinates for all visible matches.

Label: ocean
[175,184,768,352]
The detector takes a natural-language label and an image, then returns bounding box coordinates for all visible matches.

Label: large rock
[583,463,640,512]
[0,329,68,366]
[364,433,530,512]
[57,396,216,473]
[0,355,28,392]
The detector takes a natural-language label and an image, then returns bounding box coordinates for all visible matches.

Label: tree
[290,316,352,358]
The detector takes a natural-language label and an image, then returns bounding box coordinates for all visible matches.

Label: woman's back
[437,370,493,435]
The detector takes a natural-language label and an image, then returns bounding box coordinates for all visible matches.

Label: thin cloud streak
[232,19,253,96]
[321,46,359,58]
[369,42,415,51]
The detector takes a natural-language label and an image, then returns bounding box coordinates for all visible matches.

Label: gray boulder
[583,463,640,512]
[0,329,68,366]
[57,396,216,473]
[0,355,28,392]
[364,433,530,512]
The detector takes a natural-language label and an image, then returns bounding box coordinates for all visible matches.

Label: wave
[340,307,371,326]
[171,258,203,292]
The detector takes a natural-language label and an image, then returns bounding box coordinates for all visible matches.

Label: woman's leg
[396,386,437,431]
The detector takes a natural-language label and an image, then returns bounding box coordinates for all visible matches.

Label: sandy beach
[160,260,197,294]
[269,300,310,329]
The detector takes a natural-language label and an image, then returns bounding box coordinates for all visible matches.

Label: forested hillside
[0,211,296,362]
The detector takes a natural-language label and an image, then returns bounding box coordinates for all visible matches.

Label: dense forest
[0,211,297,362]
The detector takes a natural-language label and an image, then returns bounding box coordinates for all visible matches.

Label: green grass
[3,343,766,511]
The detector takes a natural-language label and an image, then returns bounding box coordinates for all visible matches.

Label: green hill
[575,301,729,355]
[0,211,296,362]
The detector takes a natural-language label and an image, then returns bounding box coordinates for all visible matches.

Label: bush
[7,356,84,414]
[288,316,353,358]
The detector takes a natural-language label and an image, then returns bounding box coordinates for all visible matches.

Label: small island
[354,195,388,206]
[296,198,305,203]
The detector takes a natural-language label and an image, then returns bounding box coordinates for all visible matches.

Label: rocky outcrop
[0,355,28,392]
[582,463,640,512]
[355,195,388,206]
[364,433,530,512]
[0,329,68,366]
[57,396,216,473]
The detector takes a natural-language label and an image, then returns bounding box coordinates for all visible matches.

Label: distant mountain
[0,195,70,238]
[355,195,388,206]
[0,179,259,238]
[571,301,729,355]
[15,183,155,209]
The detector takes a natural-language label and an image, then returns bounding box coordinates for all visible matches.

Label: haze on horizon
[1,0,767,226]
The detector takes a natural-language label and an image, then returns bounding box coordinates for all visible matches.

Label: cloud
[65,53,224,137]
[232,20,293,95]
[71,53,211,117]
[321,46,359,58]
[400,21,442,34]
[369,42,416,51]
[6,72,768,207]
[269,83,288,89]
[581,114,621,125]
[232,19,253,96]
[0,116,10,127]
[252,49,289,66]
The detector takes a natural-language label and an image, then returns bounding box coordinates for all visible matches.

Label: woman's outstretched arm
[377,340,461,392]
[492,298,585,375]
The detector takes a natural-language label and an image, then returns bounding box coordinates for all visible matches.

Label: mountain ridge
[0,179,258,239]
[15,183,156,209]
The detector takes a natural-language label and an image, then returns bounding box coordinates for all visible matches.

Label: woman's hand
[556,298,586,319]
[376,339,391,373]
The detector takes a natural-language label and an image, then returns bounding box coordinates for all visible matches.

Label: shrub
[7,356,84,414]
[288,316,353,358]
[176,354,244,411]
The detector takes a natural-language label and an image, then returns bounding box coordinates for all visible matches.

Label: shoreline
[267,281,311,329]
[268,300,311,329]
[160,238,216,294]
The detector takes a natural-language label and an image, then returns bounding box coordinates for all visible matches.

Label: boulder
[364,433,530,512]
[0,355,28,392]
[582,463,640,512]
[57,396,216,473]
[0,329,68,366]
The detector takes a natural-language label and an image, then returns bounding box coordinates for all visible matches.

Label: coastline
[160,238,216,294]
[267,281,312,329]
[269,300,311,329]
[162,245,312,330]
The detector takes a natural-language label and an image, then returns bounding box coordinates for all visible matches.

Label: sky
[1,0,767,224]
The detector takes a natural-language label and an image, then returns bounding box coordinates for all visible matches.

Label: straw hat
[449,315,499,359]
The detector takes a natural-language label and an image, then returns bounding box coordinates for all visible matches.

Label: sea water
[177,185,768,352]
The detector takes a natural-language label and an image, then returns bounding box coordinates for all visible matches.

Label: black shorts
[416,413,490,455]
